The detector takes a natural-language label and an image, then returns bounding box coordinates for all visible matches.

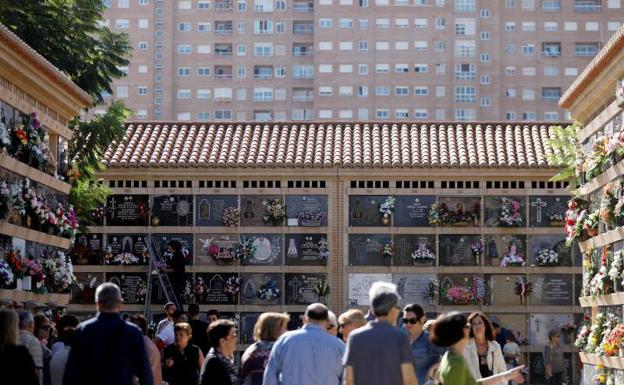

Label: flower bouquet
[235,237,256,261]
[91,206,106,222]
[113,252,140,265]
[498,197,523,227]
[24,258,46,294]
[183,279,194,304]
[575,318,591,351]
[548,208,566,227]
[382,243,393,259]
[428,203,444,226]
[600,181,619,226]
[297,210,326,226]
[136,279,147,303]
[5,251,24,280]
[470,242,483,258]
[43,251,76,294]
[0,179,10,220]
[584,209,600,239]
[0,259,14,288]
[224,276,241,297]
[263,198,286,226]
[314,278,330,298]
[257,279,281,301]
[423,279,439,304]
[608,250,624,289]
[586,313,606,354]
[440,277,485,305]
[514,278,532,304]
[379,196,395,225]
[193,277,207,302]
[318,237,330,260]
[222,207,240,227]
[535,249,559,266]
[560,322,577,334]
[411,241,435,262]
[565,198,587,245]
[603,324,624,356]
[501,253,525,267]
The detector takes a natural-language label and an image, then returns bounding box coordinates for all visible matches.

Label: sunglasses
[402,317,420,325]
[327,324,336,330]
[464,323,471,329]
[339,322,349,328]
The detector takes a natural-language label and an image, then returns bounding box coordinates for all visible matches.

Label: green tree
[547,123,583,194]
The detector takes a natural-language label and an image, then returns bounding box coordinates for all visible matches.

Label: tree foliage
[69,178,111,232]
[547,123,583,193]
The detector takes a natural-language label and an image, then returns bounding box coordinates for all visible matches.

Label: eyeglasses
[327,324,336,330]
[402,318,419,325]
[464,323,471,330]
[339,322,349,329]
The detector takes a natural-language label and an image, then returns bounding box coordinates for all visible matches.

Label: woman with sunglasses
[463,312,509,385]
[402,304,444,385]
[431,312,525,385]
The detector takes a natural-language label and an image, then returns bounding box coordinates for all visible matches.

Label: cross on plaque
[288,276,304,299]
[530,198,547,223]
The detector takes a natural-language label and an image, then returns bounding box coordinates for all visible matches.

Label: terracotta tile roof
[104,122,563,169]
[0,23,92,106]
[560,24,624,109]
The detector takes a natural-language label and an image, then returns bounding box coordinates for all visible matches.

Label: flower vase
[21,276,32,291]
[318,294,326,304]
[382,216,390,225]
[16,279,23,291]
[491,257,500,267]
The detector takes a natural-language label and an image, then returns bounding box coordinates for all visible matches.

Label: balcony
[574,0,601,12]
[542,43,561,57]
[215,29,233,35]
[215,1,233,11]
[293,44,314,57]
[293,22,314,34]
[542,1,561,11]
[215,66,233,79]
[215,44,233,56]
[293,1,314,12]
[254,66,274,79]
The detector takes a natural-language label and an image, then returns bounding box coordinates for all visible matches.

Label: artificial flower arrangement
[296,210,326,226]
[589,248,611,296]
[0,259,14,288]
[439,276,486,306]
[500,246,526,267]
[592,365,609,385]
[615,193,624,221]
[43,250,76,294]
[535,249,559,266]
[602,324,624,356]
[470,242,483,258]
[112,251,141,265]
[586,136,609,180]
[5,251,23,280]
[583,251,596,297]
[9,113,55,175]
[411,241,436,262]
[318,237,330,260]
[599,181,619,226]
[586,312,607,354]
[0,178,10,219]
[90,206,106,222]
[379,196,395,225]
[183,279,194,304]
[498,197,523,227]
[382,243,394,259]
[208,240,237,262]
[314,278,330,297]
[224,276,241,297]
[608,249,624,289]
[423,279,439,303]
[193,276,208,302]
[222,207,240,227]
[0,121,10,151]
[23,258,46,294]
[263,198,286,226]
[514,277,532,298]
[257,279,281,301]
[428,201,480,226]
[565,198,588,245]
[548,208,566,227]
[560,322,577,335]
[607,128,624,164]
[235,236,256,261]
[584,209,600,238]
[136,279,148,303]
[596,316,619,356]
[575,315,592,351]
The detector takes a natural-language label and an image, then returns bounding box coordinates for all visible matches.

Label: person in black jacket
[200,319,239,385]
[167,240,187,306]
[0,308,39,385]
[163,323,204,385]
[63,283,152,385]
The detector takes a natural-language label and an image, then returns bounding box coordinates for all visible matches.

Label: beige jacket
[463,338,507,385]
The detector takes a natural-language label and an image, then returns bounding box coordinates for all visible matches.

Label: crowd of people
[0,281,566,385]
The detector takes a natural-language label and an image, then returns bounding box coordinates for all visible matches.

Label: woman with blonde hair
[0,308,39,385]
[240,312,290,385]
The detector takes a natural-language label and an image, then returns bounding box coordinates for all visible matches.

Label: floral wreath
[235,236,256,260]
[257,279,281,301]
[263,198,286,226]
[379,196,395,218]
[225,276,241,297]
[498,197,523,227]
[222,207,240,227]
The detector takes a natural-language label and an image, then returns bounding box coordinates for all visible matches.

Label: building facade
[102,0,624,122]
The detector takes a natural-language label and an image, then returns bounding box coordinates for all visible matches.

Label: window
[359,18,368,29]
[506,43,516,54]
[414,109,428,119]
[339,18,353,28]
[585,22,600,31]
[522,44,535,55]
[522,112,536,121]
[319,86,333,96]
[522,0,535,10]
[522,22,535,31]
[214,110,232,121]
[480,97,490,107]
[414,87,428,96]
[136,109,148,119]
[395,109,409,119]
[237,44,247,55]
[455,86,476,103]
[455,0,475,12]
[237,66,247,78]
[542,42,561,56]
[197,67,211,76]
[395,18,409,28]
[198,22,211,32]
[198,1,211,8]
[455,109,476,121]
[358,86,368,97]
[177,67,191,76]
[505,66,516,76]
[377,64,389,73]
[376,109,390,119]
[254,20,273,34]
[319,41,333,50]
[480,9,490,17]
[414,18,428,28]
[480,75,491,85]
[137,86,148,95]
[435,86,445,97]
[318,110,333,119]
[480,53,491,62]
[339,110,353,119]
[376,18,390,28]
[138,65,148,73]
[435,63,446,75]
[541,87,561,100]
[319,64,333,73]
[293,65,314,79]
[177,89,191,99]
[236,88,246,101]
[544,66,559,76]
[339,86,353,96]
[118,0,129,7]
[253,88,273,101]
[435,17,446,29]
[138,41,149,50]
[197,89,211,99]
[115,19,129,29]
[358,64,369,75]
[564,22,578,31]
[544,111,559,121]
[505,22,515,32]
[455,63,476,80]
[544,22,558,31]
[275,0,286,10]
[178,1,192,9]
[375,86,390,96]
[254,43,273,56]
[177,22,191,31]
[238,0,247,10]
[564,67,579,76]
[506,112,517,120]
[435,109,445,120]
[434,41,446,52]
[575,0,602,12]
[480,31,490,40]
[275,67,286,77]
[506,89,516,98]
[522,89,535,100]
[138,19,149,28]
[608,0,621,8]
[359,0,369,6]
[319,19,332,28]
[197,112,211,121]
[542,1,560,11]
[609,22,622,31]
[413,41,426,51]
[339,64,353,73]
[455,18,475,35]
[395,63,409,73]
[359,41,369,51]
[197,45,211,54]
[395,87,409,96]
[414,64,428,73]
[455,40,476,58]
[575,43,601,56]
[177,44,192,54]
[376,41,389,50]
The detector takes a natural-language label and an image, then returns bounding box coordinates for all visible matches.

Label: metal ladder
[144,235,180,320]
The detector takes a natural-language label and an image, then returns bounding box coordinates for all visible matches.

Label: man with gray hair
[63,282,152,385]
[19,311,43,385]
[263,303,345,385]
[343,282,417,385]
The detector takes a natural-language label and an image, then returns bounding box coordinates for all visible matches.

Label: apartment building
[102,0,624,122]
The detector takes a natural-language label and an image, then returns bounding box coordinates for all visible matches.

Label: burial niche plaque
[348,195,386,227]
[107,273,148,304]
[240,234,283,266]
[393,235,436,266]
[154,234,193,265]
[529,235,571,266]
[240,273,282,305]
[530,274,573,306]
[240,195,283,227]
[195,195,238,226]
[196,234,240,265]
[150,195,193,226]
[284,234,329,266]
[393,274,436,306]
[286,195,328,227]
[195,273,238,304]
[70,273,104,304]
[529,314,574,346]
[348,234,391,266]
[439,235,480,266]
[484,196,526,227]
[151,274,192,305]
[529,196,568,227]
[394,196,436,227]
[106,195,149,226]
[285,274,329,305]
[70,233,103,265]
[105,234,148,265]
[348,273,392,306]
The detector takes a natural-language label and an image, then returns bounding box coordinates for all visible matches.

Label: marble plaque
[240,234,283,266]
[195,234,240,266]
[284,273,329,305]
[151,274,193,305]
[529,196,569,227]
[195,273,238,305]
[484,196,526,227]
[483,235,527,265]
[393,196,436,227]
[529,314,574,346]
[438,274,488,306]
[240,273,282,305]
[348,273,392,306]
[153,234,193,265]
[240,195,284,227]
[348,234,391,266]
[70,233,103,265]
[240,313,261,344]
[70,272,104,304]
[435,196,481,227]
[530,274,573,306]
[107,273,148,304]
[105,234,148,265]
[348,195,387,227]
[393,273,437,306]
[284,234,329,266]
[490,275,526,306]
[439,235,480,266]
[150,195,193,226]
[529,235,571,266]
[393,235,436,266]
[195,195,238,226]
[106,195,149,226]
[286,195,328,227]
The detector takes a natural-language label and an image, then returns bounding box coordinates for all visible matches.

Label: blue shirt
[407,330,444,385]
[263,324,345,385]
